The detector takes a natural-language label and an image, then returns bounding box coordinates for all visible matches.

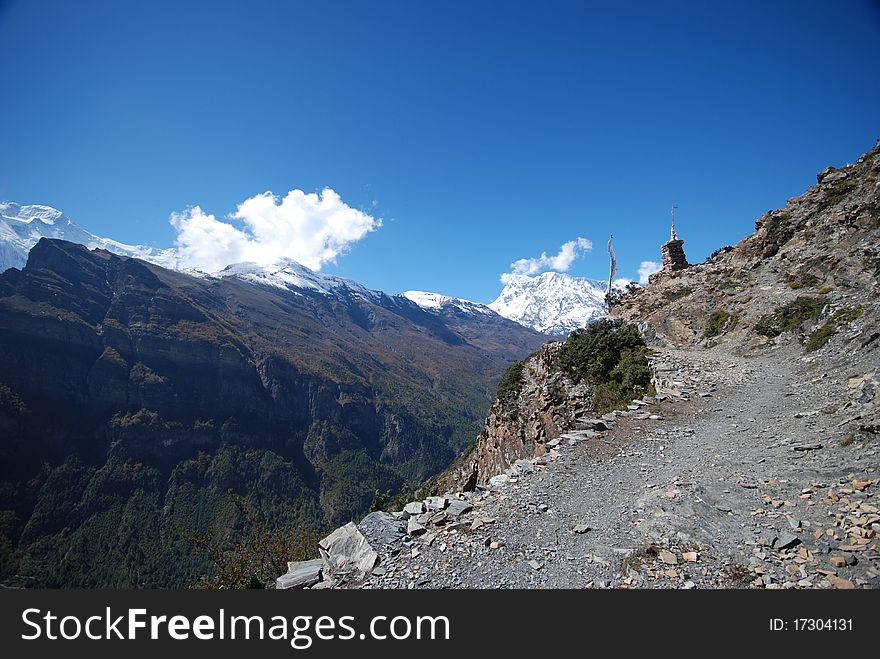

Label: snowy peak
[0,202,382,303]
[402,290,494,317]
[0,201,179,272]
[489,271,608,335]
[2,203,64,225]
[214,259,380,301]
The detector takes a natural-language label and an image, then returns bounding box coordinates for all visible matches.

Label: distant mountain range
[0,201,611,587]
[0,202,612,336]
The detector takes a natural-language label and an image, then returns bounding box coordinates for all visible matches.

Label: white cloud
[169,188,381,273]
[501,237,592,283]
[638,260,662,285]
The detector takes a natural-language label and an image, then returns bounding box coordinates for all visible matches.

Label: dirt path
[361,343,879,589]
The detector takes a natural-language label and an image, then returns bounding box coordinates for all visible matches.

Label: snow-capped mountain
[0,202,179,272]
[214,259,382,302]
[402,290,495,317]
[489,271,609,335]
[1,201,603,337]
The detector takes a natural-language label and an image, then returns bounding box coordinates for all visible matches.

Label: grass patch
[805,305,863,352]
[754,296,827,338]
[703,310,731,338]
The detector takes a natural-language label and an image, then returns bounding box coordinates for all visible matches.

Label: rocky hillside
[436,320,653,493]
[277,143,878,591]
[0,238,546,587]
[612,141,880,360]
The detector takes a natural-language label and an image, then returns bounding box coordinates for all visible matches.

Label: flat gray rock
[514,459,535,474]
[576,418,609,431]
[358,511,405,548]
[757,531,777,547]
[407,517,427,536]
[445,499,474,517]
[403,501,425,515]
[775,532,801,550]
[425,496,448,511]
[276,558,324,589]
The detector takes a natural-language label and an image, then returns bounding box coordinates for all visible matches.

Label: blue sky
[1,0,878,302]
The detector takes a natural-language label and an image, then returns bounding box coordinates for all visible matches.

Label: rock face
[0,238,546,587]
[438,342,594,491]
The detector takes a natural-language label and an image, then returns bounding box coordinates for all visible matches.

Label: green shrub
[496,360,525,401]
[605,281,640,311]
[703,310,731,338]
[190,491,320,589]
[708,245,732,261]
[556,320,652,413]
[831,304,862,324]
[754,316,782,338]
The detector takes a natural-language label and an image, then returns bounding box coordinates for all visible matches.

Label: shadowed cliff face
[0,239,546,586]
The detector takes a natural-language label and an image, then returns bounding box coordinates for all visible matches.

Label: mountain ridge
[0,237,547,587]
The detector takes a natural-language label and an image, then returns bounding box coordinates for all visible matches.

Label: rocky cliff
[437,319,654,492]
[438,342,594,491]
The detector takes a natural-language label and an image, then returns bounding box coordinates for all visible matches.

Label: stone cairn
[651,208,689,283]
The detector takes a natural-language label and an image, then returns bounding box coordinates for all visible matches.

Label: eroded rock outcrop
[438,342,594,491]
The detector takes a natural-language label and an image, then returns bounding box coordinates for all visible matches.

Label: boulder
[407,517,427,536]
[424,496,448,511]
[488,474,510,487]
[575,418,608,431]
[318,522,378,575]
